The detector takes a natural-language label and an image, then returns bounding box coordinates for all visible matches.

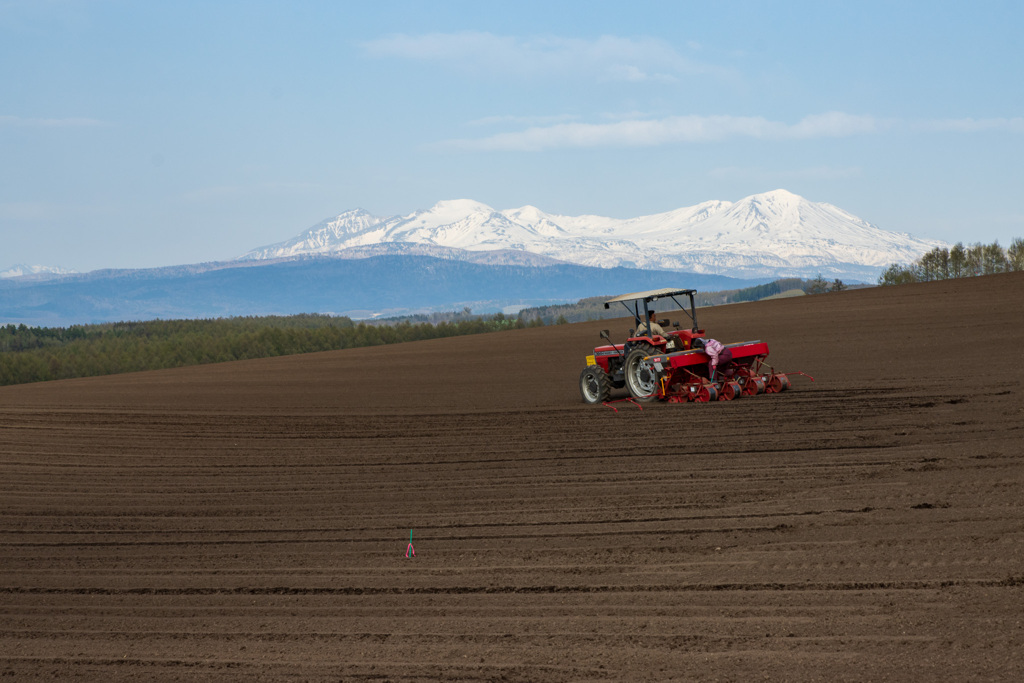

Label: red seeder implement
[642,341,814,403]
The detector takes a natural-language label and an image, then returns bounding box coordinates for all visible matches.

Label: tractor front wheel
[579,365,612,404]
[624,345,660,402]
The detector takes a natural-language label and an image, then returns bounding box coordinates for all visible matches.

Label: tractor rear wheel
[624,345,660,402]
[579,365,612,404]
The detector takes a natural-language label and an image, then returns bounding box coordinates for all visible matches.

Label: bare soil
[2,273,1023,681]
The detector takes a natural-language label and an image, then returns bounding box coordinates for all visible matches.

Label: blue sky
[2,0,1022,272]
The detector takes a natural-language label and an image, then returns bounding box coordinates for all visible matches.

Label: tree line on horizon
[878,238,1024,285]
[0,314,538,386]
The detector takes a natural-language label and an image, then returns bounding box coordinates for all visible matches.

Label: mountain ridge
[239,189,944,281]
[0,253,770,327]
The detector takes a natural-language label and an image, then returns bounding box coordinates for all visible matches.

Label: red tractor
[578,288,806,405]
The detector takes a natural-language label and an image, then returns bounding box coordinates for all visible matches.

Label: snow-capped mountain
[239,190,945,282]
[1,264,76,280]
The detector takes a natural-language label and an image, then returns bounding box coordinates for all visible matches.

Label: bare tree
[807,274,830,294]
[878,263,918,286]
[981,241,1008,274]
[918,246,950,281]
[964,243,984,277]
[949,242,967,278]
[1008,238,1024,272]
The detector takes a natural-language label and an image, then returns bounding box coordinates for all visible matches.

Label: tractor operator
[635,310,666,337]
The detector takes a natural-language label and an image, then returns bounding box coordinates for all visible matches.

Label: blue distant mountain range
[0,254,769,327]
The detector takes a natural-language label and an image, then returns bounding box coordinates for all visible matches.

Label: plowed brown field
[2,274,1023,681]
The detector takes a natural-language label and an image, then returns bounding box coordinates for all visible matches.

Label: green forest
[878,238,1024,285]
[0,313,538,386]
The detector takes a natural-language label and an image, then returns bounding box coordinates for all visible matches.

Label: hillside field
[1,273,1023,681]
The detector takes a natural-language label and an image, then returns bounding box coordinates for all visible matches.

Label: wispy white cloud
[360,31,724,83]
[605,64,676,83]
[787,112,884,138]
[0,115,106,127]
[437,111,1024,152]
[436,112,885,152]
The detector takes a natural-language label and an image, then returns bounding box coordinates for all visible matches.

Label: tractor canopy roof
[603,288,697,307]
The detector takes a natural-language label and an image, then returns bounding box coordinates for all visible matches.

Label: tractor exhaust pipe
[600,329,627,358]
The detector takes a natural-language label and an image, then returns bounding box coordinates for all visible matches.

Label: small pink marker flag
[405,529,416,558]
